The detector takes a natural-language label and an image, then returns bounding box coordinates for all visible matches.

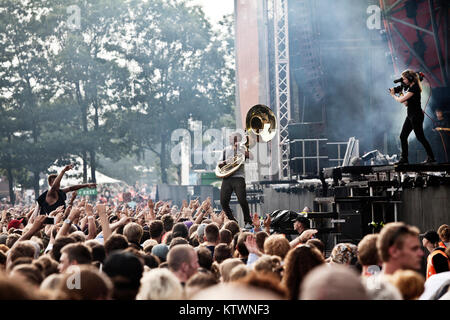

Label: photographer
[389,70,435,164]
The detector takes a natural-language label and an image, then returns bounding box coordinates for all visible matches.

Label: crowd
[0,167,450,300]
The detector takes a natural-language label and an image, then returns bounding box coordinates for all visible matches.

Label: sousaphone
[215,104,277,178]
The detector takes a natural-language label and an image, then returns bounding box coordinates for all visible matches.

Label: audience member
[167,244,199,285]
[300,264,368,300]
[1,185,449,303]
[136,268,183,300]
[357,234,381,276]
[389,269,425,300]
[377,222,423,274]
[282,244,324,300]
[422,230,450,279]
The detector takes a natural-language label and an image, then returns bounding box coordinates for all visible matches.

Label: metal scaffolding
[381,0,449,87]
[273,0,291,179]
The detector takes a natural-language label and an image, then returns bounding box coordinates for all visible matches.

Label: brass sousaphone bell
[215,104,277,178]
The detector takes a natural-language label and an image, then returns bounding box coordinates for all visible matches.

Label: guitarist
[219,132,253,229]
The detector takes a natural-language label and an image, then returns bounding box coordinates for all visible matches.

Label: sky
[191,0,234,25]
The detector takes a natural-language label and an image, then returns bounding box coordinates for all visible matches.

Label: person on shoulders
[37,164,96,215]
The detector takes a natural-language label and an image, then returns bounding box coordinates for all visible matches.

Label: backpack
[269,210,299,234]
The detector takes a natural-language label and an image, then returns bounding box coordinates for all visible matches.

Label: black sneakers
[423,156,437,164]
[395,157,409,165]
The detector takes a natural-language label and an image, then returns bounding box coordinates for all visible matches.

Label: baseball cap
[7,218,24,230]
[422,230,440,244]
[151,244,169,262]
[295,215,311,228]
[184,220,193,230]
[197,223,207,239]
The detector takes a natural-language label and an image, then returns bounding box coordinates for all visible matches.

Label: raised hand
[244,234,262,256]
[68,207,81,222]
[252,213,260,229]
[211,211,225,227]
[155,201,164,210]
[49,205,64,217]
[85,203,94,217]
[200,199,209,211]
[118,215,131,226]
[69,191,78,205]
[32,214,47,231]
[263,213,272,230]
[299,229,318,243]
[147,199,154,210]
[96,204,107,218]
[63,164,74,172]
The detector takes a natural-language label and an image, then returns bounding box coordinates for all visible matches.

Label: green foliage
[0,0,235,199]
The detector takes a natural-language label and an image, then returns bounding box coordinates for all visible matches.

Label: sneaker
[395,157,408,165]
[243,222,253,230]
[423,156,437,164]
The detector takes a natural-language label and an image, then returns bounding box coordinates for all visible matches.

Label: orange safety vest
[427,249,450,279]
[438,241,447,249]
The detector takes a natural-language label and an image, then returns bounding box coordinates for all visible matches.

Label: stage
[230,163,450,252]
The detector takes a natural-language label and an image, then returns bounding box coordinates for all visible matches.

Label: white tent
[41,157,126,188]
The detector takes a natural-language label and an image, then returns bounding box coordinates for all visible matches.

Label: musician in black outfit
[389,69,436,164]
[219,132,254,229]
[37,164,96,215]
[432,108,450,163]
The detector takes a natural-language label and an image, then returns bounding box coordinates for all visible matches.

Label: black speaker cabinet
[337,211,362,244]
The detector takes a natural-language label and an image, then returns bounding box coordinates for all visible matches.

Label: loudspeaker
[337,211,362,243]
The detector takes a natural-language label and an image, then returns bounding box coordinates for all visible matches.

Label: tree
[0,0,74,199]
[51,0,132,183]
[116,0,235,183]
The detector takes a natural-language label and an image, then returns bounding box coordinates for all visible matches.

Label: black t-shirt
[36,189,67,215]
[432,247,450,274]
[405,83,422,117]
[205,245,215,257]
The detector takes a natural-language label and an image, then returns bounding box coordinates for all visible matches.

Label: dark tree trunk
[6,168,15,205]
[33,170,40,201]
[160,136,168,184]
[76,81,89,183]
[90,150,96,183]
[91,97,99,184]
[82,152,88,183]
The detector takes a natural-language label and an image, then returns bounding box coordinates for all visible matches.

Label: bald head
[300,264,368,300]
[167,244,199,283]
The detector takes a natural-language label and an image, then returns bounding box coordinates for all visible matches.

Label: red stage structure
[380,0,449,88]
